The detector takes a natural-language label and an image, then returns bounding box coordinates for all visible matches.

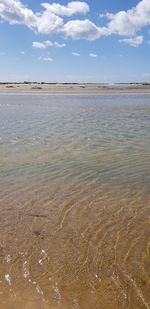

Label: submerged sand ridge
[0,179,150,309]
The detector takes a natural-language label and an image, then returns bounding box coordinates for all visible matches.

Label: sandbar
[0,82,150,95]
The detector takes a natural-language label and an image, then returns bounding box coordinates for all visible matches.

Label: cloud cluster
[41,1,89,17]
[63,19,101,40]
[32,40,66,49]
[0,0,89,35]
[105,0,150,36]
[0,0,150,44]
[119,36,143,47]
[36,12,63,34]
[0,0,37,27]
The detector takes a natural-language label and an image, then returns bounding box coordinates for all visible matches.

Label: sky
[0,0,150,83]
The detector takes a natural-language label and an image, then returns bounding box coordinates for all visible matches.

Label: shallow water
[0,94,150,308]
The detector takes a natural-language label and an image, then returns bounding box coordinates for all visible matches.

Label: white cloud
[89,53,97,57]
[33,41,46,49]
[41,1,89,16]
[36,11,63,34]
[72,52,80,56]
[63,19,101,40]
[0,0,37,27]
[0,0,102,39]
[0,0,63,33]
[32,40,65,49]
[105,0,150,36]
[43,57,53,62]
[0,0,150,44]
[21,51,25,54]
[38,56,53,62]
[119,36,143,47]
[54,41,66,48]
[44,40,53,47]
[40,0,150,41]
[0,0,89,35]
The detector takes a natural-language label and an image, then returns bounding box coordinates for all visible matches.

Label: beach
[1,0,150,306]
[1,82,150,95]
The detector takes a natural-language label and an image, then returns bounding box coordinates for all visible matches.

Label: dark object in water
[28,214,48,218]
[33,230,41,236]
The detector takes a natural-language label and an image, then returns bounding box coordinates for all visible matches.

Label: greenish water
[0,94,150,189]
[0,94,150,309]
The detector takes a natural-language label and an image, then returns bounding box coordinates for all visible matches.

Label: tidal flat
[0,93,150,308]
[1,82,150,95]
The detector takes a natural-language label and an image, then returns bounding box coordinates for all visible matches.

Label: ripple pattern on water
[0,94,150,308]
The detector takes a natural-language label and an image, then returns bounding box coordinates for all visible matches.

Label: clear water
[0,94,150,308]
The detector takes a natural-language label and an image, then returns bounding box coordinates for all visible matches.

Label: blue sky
[0,0,150,83]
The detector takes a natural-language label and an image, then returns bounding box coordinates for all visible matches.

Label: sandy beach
[0,82,150,95]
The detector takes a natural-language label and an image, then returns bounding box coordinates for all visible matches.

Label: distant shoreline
[0,82,150,85]
[0,82,150,95]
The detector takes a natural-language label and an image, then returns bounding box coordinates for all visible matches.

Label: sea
[0,94,150,308]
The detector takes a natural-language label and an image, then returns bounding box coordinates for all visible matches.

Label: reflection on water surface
[0,94,150,308]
